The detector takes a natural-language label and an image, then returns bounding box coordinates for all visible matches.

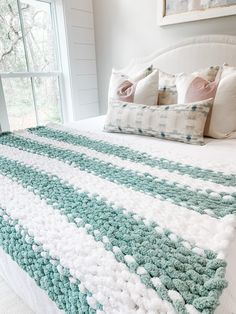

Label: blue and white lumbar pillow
[104,99,213,145]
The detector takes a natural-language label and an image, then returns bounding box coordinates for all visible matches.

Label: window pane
[34,76,61,125]
[0,0,27,72]
[20,0,58,72]
[2,77,37,130]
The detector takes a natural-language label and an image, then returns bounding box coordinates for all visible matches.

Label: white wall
[93,0,236,114]
[61,0,99,121]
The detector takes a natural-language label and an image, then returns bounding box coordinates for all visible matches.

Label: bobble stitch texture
[0,127,234,314]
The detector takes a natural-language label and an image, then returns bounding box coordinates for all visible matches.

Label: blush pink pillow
[185,77,218,103]
[108,68,159,106]
[117,80,137,103]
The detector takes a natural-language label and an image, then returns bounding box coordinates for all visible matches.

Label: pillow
[158,70,177,106]
[204,66,236,138]
[104,99,213,145]
[108,66,159,106]
[176,65,220,104]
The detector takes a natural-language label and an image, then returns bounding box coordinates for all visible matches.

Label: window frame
[0,0,64,131]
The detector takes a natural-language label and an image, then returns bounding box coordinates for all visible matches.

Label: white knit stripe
[49,123,236,175]
[0,144,234,256]
[0,173,175,314]
[18,130,236,195]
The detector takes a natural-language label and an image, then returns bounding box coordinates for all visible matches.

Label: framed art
[158,0,236,26]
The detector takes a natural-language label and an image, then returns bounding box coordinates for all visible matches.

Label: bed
[0,35,236,314]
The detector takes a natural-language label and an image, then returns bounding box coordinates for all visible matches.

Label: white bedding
[0,115,235,314]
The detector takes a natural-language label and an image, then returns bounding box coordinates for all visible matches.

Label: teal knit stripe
[0,210,99,314]
[0,155,227,313]
[29,126,236,187]
[0,134,235,218]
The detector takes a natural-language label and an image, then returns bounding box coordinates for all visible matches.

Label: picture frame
[157,0,236,26]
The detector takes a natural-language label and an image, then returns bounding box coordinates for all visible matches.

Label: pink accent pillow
[117,80,137,103]
[108,67,159,106]
[185,77,218,103]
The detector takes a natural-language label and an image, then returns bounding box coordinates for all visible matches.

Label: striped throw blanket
[0,124,235,314]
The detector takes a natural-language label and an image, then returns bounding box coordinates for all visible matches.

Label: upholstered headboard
[119,35,236,75]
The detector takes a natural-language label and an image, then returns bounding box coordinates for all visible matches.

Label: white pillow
[205,66,236,138]
[108,67,159,106]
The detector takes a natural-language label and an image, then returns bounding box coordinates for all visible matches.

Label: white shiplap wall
[62,0,99,121]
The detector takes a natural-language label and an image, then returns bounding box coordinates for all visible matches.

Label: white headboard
[120,35,236,75]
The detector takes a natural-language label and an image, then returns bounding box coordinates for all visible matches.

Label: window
[0,0,63,131]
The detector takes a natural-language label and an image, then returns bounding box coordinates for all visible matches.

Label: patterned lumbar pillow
[158,70,178,106]
[108,66,159,106]
[204,65,236,138]
[104,99,213,145]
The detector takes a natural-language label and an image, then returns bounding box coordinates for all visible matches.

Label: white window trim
[0,79,10,132]
[54,0,74,124]
[0,0,71,131]
[0,72,60,78]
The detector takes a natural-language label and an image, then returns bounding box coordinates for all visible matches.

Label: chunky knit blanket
[0,124,235,314]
